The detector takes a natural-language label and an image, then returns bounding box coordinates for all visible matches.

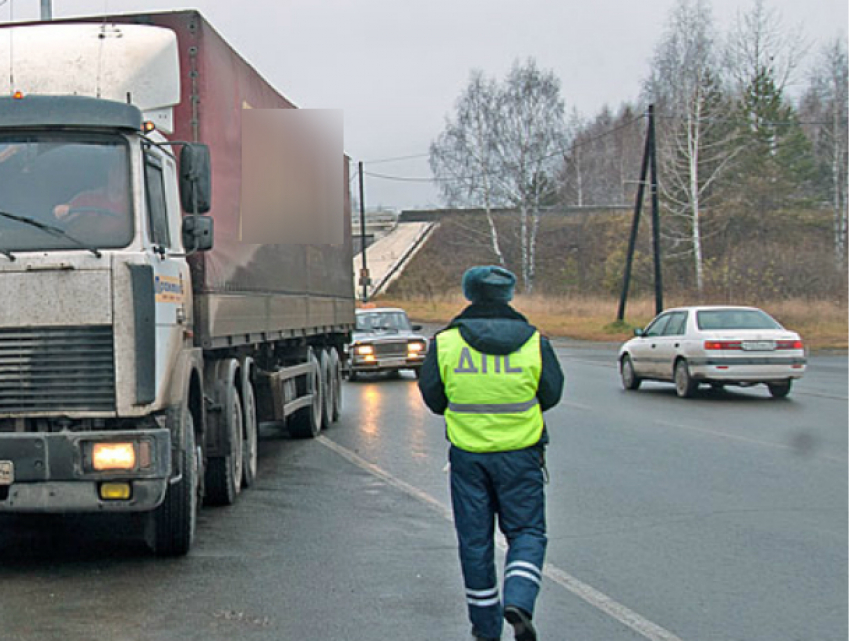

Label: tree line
[429,0,848,299]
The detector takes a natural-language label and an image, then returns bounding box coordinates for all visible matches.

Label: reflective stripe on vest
[436,327,543,453]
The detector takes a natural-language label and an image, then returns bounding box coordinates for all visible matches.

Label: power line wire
[362,151,431,164]
[364,113,648,183]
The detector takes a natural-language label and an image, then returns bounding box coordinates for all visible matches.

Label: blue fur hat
[461,265,517,303]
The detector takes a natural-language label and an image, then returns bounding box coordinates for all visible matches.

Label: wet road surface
[0,345,846,641]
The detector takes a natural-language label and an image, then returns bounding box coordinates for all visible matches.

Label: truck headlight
[92,443,137,471]
[355,344,374,355]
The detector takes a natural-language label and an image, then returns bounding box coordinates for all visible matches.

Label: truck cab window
[145,155,171,249]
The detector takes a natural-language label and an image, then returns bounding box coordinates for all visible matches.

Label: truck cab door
[144,148,191,400]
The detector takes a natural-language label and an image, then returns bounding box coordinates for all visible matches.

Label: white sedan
[618,306,806,398]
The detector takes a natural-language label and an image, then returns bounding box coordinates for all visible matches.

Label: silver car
[347,308,428,381]
[618,306,806,398]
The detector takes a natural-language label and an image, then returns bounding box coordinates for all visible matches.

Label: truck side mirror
[179,144,212,214]
[182,215,214,252]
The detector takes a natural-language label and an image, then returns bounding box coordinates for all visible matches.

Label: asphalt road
[0,345,846,641]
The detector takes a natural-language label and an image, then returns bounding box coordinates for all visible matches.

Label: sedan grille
[372,341,409,357]
[0,326,116,414]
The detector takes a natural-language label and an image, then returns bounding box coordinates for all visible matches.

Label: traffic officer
[418,266,564,641]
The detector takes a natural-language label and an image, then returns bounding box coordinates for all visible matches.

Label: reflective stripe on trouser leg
[450,446,504,640]
[497,447,547,616]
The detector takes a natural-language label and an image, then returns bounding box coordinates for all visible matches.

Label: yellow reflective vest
[436,327,544,453]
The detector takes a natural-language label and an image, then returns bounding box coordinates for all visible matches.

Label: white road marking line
[317,435,685,641]
[559,400,593,411]
[653,420,845,463]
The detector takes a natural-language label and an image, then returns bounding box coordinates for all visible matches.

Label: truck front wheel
[150,410,199,557]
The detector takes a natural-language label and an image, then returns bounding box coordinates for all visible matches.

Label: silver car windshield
[0,133,133,252]
[355,312,412,332]
[697,309,782,331]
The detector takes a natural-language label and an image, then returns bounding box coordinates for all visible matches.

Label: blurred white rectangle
[241,109,344,245]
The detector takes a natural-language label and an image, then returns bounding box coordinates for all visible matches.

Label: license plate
[742,341,776,351]
[382,358,408,368]
[0,461,13,486]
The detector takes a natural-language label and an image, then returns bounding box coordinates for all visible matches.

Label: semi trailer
[0,11,354,555]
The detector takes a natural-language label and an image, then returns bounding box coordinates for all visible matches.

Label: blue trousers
[449,444,547,640]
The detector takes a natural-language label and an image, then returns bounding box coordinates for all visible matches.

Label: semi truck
[0,11,354,555]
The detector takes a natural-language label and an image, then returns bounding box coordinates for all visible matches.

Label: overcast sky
[4,0,847,210]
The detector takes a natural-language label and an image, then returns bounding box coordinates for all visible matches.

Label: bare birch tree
[645,0,737,295]
[430,71,506,266]
[725,0,809,95]
[494,60,566,292]
[803,40,849,269]
[430,59,566,292]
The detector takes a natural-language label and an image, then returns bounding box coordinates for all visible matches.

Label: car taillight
[704,340,743,350]
[776,340,804,350]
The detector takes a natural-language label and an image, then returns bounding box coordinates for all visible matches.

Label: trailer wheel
[320,349,334,428]
[329,349,342,422]
[206,385,244,505]
[241,376,258,489]
[151,409,199,557]
[289,349,323,438]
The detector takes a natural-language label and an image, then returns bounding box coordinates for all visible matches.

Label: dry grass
[371,295,848,352]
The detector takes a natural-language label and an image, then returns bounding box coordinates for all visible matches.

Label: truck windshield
[0,133,132,252]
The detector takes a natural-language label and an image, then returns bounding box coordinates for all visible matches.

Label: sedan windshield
[0,133,132,252]
[355,311,412,332]
[696,309,782,331]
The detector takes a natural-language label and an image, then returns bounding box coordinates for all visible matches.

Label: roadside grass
[371,295,848,352]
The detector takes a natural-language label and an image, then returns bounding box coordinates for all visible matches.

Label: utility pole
[617,104,663,321]
[617,109,652,322]
[648,105,664,315]
[358,161,370,303]
[40,0,52,20]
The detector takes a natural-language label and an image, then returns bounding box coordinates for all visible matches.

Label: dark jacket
[417,302,565,427]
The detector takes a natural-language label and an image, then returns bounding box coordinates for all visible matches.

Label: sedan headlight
[355,344,374,355]
[407,341,426,353]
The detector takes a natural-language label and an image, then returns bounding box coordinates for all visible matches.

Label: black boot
[504,606,537,641]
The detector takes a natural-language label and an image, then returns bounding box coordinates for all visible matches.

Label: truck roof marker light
[143,121,156,133]
[12,91,23,100]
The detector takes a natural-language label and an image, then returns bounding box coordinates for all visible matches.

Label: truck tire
[289,349,323,438]
[205,385,244,505]
[151,410,199,557]
[241,376,258,489]
[329,348,342,422]
[320,349,334,428]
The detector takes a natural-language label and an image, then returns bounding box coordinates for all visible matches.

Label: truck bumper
[350,355,425,373]
[0,428,171,513]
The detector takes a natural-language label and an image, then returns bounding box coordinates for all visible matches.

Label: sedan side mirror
[633,328,645,337]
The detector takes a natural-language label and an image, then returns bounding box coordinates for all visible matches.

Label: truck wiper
[0,209,102,258]
[0,248,14,261]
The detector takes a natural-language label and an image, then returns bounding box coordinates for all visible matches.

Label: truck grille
[0,326,116,413]
[373,341,408,357]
